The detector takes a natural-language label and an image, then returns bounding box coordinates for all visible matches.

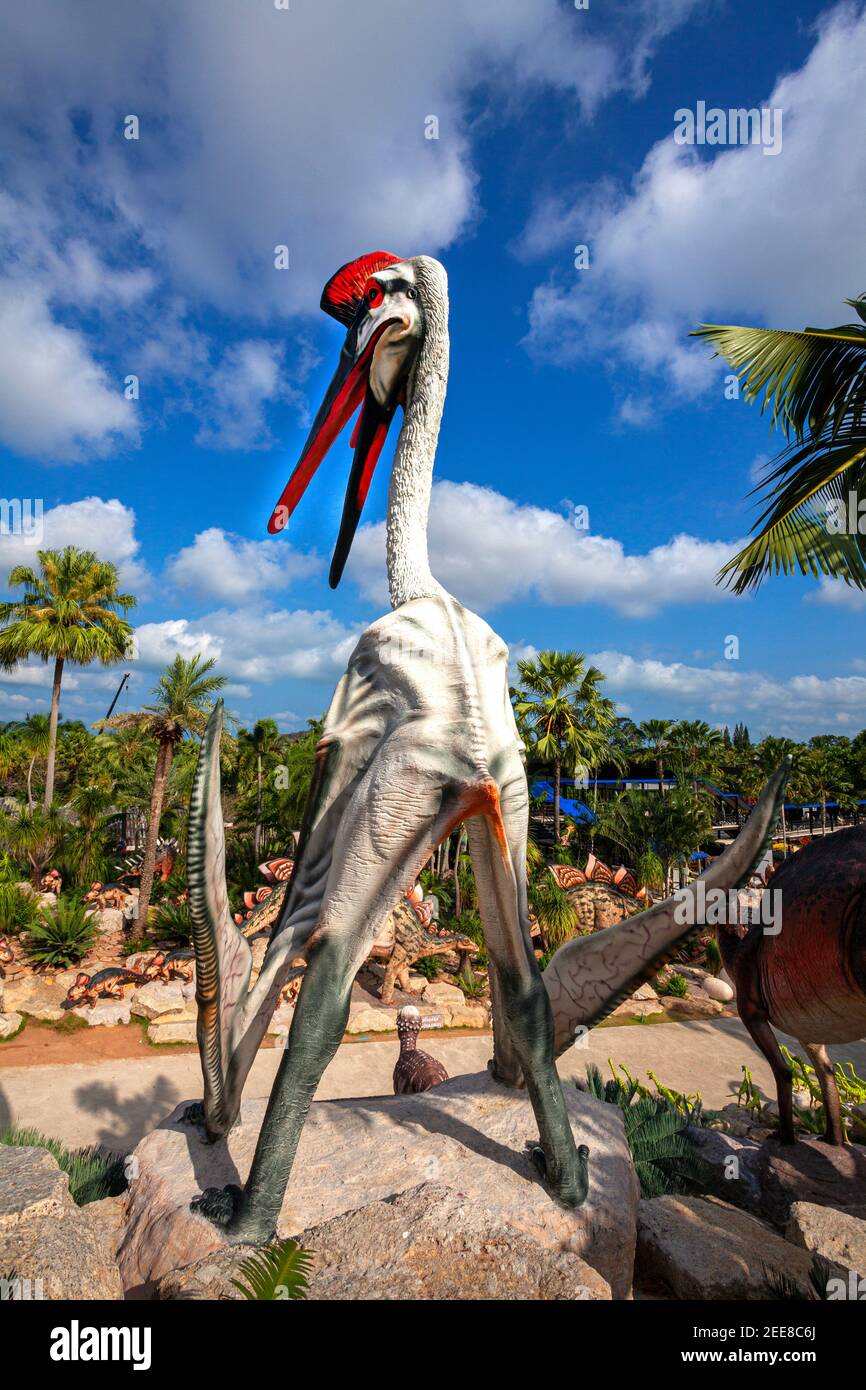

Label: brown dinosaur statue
[119,837,178,885]
[63,967,148,1009]
[548,856,648,932]
[141,947,195,985]
[84,882,128,911]
[718,825,866,1145]
[237,880,476,1004]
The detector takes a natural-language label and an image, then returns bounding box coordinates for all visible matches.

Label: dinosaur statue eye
[406,286,417,300]
[366,281,383,307]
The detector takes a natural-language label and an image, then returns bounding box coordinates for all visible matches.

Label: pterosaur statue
[188,251,790,1243]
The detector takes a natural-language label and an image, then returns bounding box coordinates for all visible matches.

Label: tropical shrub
[152,899,191,942]
[527,875,577,949]
[0,1125,126,1205]
[665,972,688,999]
[0,881,40,935]
[584,1063,709,1198]
[26,895,97,967]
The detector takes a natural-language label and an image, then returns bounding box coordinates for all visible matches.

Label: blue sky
[1,0,865,738]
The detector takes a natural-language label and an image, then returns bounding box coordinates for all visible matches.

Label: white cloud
[522,4,866,397]
[194,341,295,452]
[134,606,362,684]
[589,648,866,736]
[166,527,320,603]
[0,1,703,459]
[0,497,149,593]
[0,284,138,460]
[348,480,739,616]
[808,577,866,611]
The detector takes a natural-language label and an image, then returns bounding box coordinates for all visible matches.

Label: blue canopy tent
[530,780,597,826]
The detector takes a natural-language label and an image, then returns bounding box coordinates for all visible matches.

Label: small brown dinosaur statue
[63,967,148,1009]
[237,882,476,1004]
[84,882,128,910]
[718,826,866,1145]
[549,856,648,932]
[142,947,195,985]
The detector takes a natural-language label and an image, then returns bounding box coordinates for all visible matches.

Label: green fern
[584,1063,709,1198]
[152,899,191,942]
[231,1239,313,1300]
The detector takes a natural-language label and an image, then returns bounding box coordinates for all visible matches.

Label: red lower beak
[267,322,397,539]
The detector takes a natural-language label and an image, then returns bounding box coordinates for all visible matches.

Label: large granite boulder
[119,1070,638,1298]
[157,1183,611,1300]
[130,979,195,1021]
[0,1146,122,1300]
[756,1136,866,1227]
[3,975,68,1022]
[636,1193,815,1299]
[786,1200,866,1281]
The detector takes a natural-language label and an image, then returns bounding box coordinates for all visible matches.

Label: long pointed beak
[267,320,401,562]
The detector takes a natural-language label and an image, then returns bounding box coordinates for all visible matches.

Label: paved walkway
[2,1018,865,1152]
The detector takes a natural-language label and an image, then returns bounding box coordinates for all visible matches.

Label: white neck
[386,275,449,609]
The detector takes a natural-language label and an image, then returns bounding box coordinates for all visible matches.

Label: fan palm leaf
[693,296,866,593]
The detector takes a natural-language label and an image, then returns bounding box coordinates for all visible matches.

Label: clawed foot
[528,1142,590,1209]
[191,1182,243,1229]
[190,1184,276,1244]
[179,1100,206,1126]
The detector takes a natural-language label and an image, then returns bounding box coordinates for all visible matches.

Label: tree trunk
[657,756,664,793]
[553,756,562,844]
[43,655,64,809]
[255,754,263,858]
[26,757,35,814]
[135,740,174,930]
[821,798,827,835]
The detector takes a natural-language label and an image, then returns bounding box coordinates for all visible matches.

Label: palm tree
[69,784,114,886]
[237,718,281,858]
[668,720,725,791]
[514,650,614,843]
[98,654,226,927]
[693,295,866,593]
[0,548,136,807]
[0,722,17,787]
[596,786,711,893]
[634,719,676,792]
[16,714,51,812]
[0,805,66,886]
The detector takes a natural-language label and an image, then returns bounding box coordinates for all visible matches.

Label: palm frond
[694,301,866,593]
[231,1239,313,1301]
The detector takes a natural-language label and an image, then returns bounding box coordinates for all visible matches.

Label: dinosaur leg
[193,768,455,1244]
[467,800,588,1210]
[380,947,407,1005]
[803,1041,845,1145]
[739,1003,795,1143]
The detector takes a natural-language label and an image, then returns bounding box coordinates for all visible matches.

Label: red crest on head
[320,251,402,326]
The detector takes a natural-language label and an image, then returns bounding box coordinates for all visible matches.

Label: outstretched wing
[542,757,792,1055]
[189,645,396,1138]
[188,700,253,1139]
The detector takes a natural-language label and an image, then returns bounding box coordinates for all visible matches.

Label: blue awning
[530,780,596,825]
